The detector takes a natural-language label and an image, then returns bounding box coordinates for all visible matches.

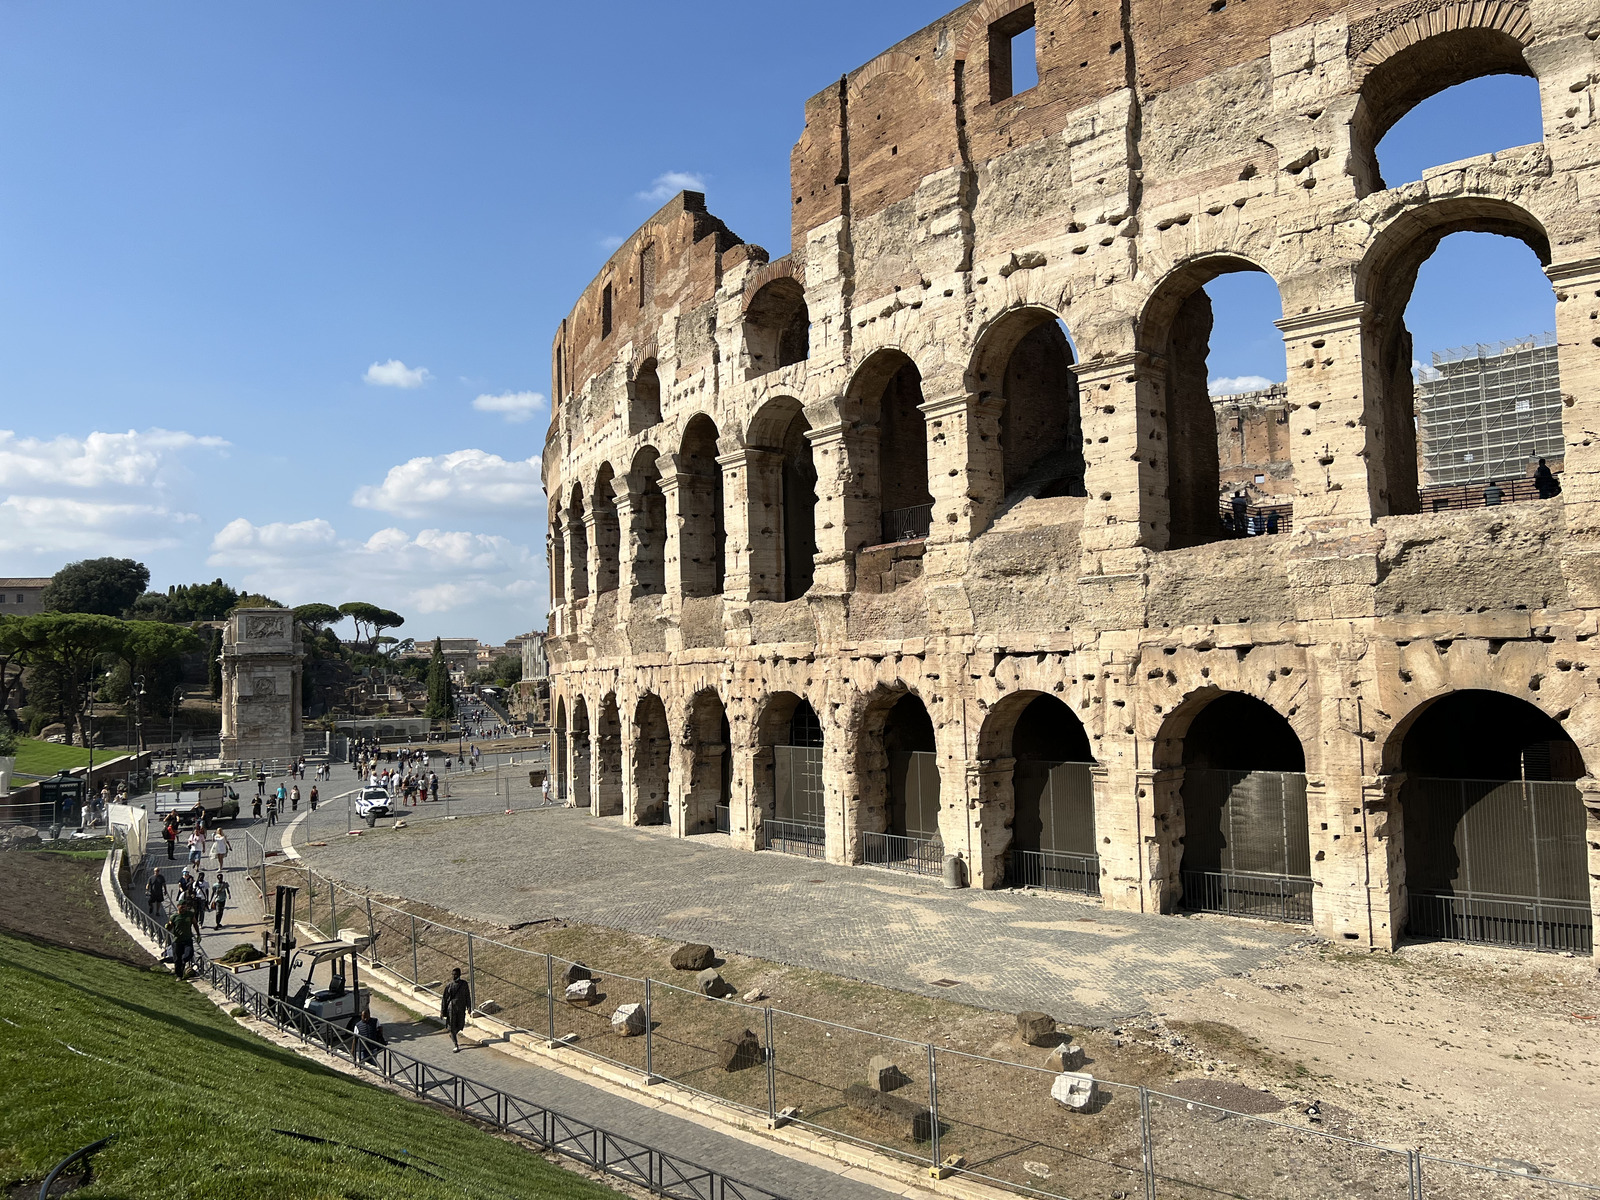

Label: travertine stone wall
[219,609,303,764]
[542,0,1600,951]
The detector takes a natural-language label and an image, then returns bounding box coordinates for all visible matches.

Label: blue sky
[0,5,1551,642]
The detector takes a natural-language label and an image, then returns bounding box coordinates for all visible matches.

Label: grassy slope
[0,932,617,1200]
[11,738,133,777]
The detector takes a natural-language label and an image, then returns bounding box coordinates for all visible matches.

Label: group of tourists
[151,850,233,980]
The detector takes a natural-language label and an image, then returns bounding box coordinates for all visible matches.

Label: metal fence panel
[763,818,825,859]
[861,830,944,877]
[550,956,650,1076]
[1419,1156,1600,1199]
[645,979,771,1116]
[1006,848,1102,896]
[467,937,555,1038]
[410,918,471,1001]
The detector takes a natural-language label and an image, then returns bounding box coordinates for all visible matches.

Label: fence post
[546,954,555,1043]
[1411,1150,1423,1200]
[467,933,476,1012]
[365,898,375,956]
[645,977,654,1082]
[1140,1086,1156,1200]
[306,865,314,933]
[926,1043,940,1167]
[411,914,419,985]
[764,1006,776,1123]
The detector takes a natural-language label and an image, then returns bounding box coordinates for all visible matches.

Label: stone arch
[676,687,731,836]
[748,395,817,601]
[851,684,942,870]
[553,695,569,803]
[678,414,726,597]
[743,277,809,380]
[1351,4,1537,195]
[1356,198,1552,518]
[567,483,590,601]
[595,691,622,816]
[570,695,592,809]
[1137,255,1289,548]
[629,358,663,433]
[628,446,667,597]
[753,691,827,854]
[969,304,1086,503]
[592,463,620,595]
[1153,688,1312,923]
[631,692,670,826]
[848,349,934,547]
[1383,688,1593,954]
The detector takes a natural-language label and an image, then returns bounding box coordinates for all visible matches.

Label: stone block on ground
[565,978,599,1006]
[719,1028,763,1071]
[696,968,735,998]
[843,1083,934,1142]
[476,1000,502,1016]
[0,825,42,851]
[867,1054,910,1092]
[1017,1010,1061,1047]
[612,1002,646,1037]
[561,961,591,986]
[1051,1071,1097,1111]
[1045,1042,1085,1072]
[670,942,716,971]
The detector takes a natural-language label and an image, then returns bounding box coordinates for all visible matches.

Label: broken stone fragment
[612,1002,646,1037]
[867,1054,910,1092]
[1045,1042,1085,1072]
[696,968,736,998]
[843,1083,934,1141]
[719,1028,764,1071]
[565,978,599,1006]
[561,961,591,986]
[1051,1071,1097,1111]
[670,943,716,971]
[476,1000,501,1016]
[1017,1010,1061,1046]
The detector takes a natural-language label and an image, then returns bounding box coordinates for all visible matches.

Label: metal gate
[1179,768,1313,923]
[865,750,942,875]
[767,744,824,856]
[1403,777,1592,954]
[1006,761,1100,896]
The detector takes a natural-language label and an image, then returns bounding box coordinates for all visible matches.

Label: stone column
[1276,303,1378,531]
[921,391,1004,547]
[1130,766,1185,913]
[659,466,688,607]
[611,484,641,603]
[805,420,873,593]
[1580,775,1600,959]
[1550,259,1600,603]
[969,756,1016,890]
[719,448,781,602]
[1359,772,1407,951]
[581,509,603,612]
[562,511,589,606]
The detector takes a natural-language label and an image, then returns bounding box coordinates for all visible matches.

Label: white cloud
[352,449,544,518]
[471,391,546,424]
[598,235,626,252]
[363,359,432,389]
[0,427,227,555]
[208,517,542,617]
[637,171,706,203]
[1208,375,1275,396]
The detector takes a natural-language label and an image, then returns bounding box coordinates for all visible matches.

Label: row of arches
[551,684,1594,954]
[555,194,1563,605]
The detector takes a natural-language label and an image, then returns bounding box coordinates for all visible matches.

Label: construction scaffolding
[1416,333,1563,487]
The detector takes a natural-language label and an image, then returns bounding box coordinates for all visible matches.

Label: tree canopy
[14,612,128,744]
[41,558,150,617]
[292,603,342,632]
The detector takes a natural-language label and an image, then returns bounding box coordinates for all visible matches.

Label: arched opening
[1360,202,1554,516]
[678,415,726,597]
[632,693,669,826]
[567,485,590,602]
[592,465,620,595]
[1172,692,1312,923]
[756,692,825,857]
[570,696,592,810]
[1353,26,1538,195]
[746,397,818,602]
[975,309,1086,502]
[1396,691,1590,953]
[595,692,622,816]
[682,689,731,835]
[985,694,1100,896]
[1141,261,1290,547]
[853,351,933,545]
[861,692,942,875]
[549,501,566,606]
[630,358,663,432]
[781,412,818,599]
[553,697,569,803]
[744,278,810,379]
[629,447,667,598]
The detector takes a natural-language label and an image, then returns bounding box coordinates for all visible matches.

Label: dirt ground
[0,841,151,967]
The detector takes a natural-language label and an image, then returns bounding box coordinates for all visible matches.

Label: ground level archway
[632,694,669,826]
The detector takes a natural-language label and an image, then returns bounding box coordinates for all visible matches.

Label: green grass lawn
[10,738,134,778]
[0,931,618,1199]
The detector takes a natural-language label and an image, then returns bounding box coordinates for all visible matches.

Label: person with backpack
[162,817,178,861]
[165,904,198,981]
[265,792,278,828]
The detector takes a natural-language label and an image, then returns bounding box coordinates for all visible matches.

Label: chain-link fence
[255,862,1600,1200]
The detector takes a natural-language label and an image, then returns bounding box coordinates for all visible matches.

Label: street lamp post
[132,675,146,760]
[169,686,183,754]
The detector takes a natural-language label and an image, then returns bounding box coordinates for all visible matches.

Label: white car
[354,787,394,821]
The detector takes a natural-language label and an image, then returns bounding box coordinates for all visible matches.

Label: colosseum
[542,0,1600,955]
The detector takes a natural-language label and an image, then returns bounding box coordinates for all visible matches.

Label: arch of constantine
[543,0,1600,953]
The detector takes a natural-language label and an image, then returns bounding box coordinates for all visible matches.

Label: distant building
[0,578,50,616]
[433,638,480,682]
[1213,383,1294,501]
[1416,334,1563,487]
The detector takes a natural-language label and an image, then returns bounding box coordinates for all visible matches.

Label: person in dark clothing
[1230,491,1249,536]
[162,818,178,861]
[166,906,198,980]
[1484,480,1505,506]
[146,870,167,916]
[1534,458,1562,499]
[353,1008,387,1066]
[210,875,231,930]
[441,967,471,1053]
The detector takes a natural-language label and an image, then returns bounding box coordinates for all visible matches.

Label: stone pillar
[659,467,687,607]
[611,484,641,603]
[219,609,304,766]
[730,737,762,851]
[969,756,1016,890]
[805,420,872,593]
[1580,775,1600,958]
[562,511,589,606]
[921,391,1004,548]
[1075,353,1165,581]
[591,496,621,597]
[1550,259,1600,603]
[826,736,857,866]
[1275,303,1377,531]
[719,448,781,602]
[1359,772,1407,951]
[581,509,603,610]
[593,710,623,817]
[1129,766,1185,913]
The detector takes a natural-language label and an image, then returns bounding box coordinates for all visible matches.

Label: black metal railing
[861,830,943,877]
[1180,868,1314,924]
[880,504,932,544]
[763,818,825,859]
[1409,891,1593,955]
[1217,501,1293,537]
[1006,848,1101,897]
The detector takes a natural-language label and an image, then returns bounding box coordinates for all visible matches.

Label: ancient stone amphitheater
[543,0,1600,954]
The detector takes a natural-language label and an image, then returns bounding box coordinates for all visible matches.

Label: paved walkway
[141,789,901,1200]
[285,765,1306,1025]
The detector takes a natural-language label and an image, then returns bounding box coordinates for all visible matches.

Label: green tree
[41,558,150,617]
[292,603,342,633]
[167,579,240,621]
[15,613,127,744]
[230,593,284,612]
[118,621,201,720]
[486,652,522,686]
[0,616,26,733]
[425,637,454,721]
[372,608,405,643]
[338,602,383,647]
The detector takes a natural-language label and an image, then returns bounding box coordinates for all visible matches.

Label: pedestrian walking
[256,771,267,797]
[186,829,204,867]
[146,870,167,916]
[210,874,231,930]
[1534,457,1562,499]
[290,784,300,812]
[162,817,178,861]
[541,777,551,806]
[441,967,471,1052]
[211,829,231,872]
[252,793,262,821]
[165,904,198,980]
[266,794,278,828]
[309,785,319,812]
[354,1008,388,1066]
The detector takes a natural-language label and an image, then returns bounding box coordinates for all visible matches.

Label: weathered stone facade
[219,608,304,764]
[543,0,1600,951]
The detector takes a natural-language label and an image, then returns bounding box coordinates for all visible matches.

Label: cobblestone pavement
[289,766,1308,1026]
[167,825,901,1200]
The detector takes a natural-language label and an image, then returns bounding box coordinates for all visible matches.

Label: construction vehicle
[262,885,372,1038]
